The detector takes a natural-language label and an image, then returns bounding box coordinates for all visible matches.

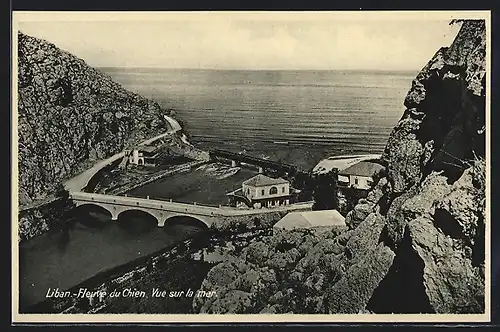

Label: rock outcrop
[192,19,487,314]
[344,177,389,229]
[383,20,485,197]
[192,227,349,314]
[17,32,175,208]
[348,19,486,314]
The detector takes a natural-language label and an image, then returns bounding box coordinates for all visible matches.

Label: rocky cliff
[361,18,486,314]
[192,19,487,314]
[17,32,174,208]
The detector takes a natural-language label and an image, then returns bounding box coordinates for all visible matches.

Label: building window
[270,186,278,195]
[282,187,285,193]
[261,189,265,196]
[354,178,359,186]
[246,188,250,195]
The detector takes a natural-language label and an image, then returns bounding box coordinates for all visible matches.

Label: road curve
[63,129,179,193]
[63,116,313,217]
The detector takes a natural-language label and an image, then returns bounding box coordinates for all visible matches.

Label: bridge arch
[160,214,210,229]
[72,203,113,218]
[116,209,160,233]
[70,194,216,229]
[71,203,113,227]
[115,207,165,226]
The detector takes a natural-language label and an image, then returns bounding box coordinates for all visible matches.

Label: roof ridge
[242,174,288,186]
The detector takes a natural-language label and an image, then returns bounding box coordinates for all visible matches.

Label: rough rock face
[357,19,486,313]
[383,20,486,197]
[344,177,388,229]
[192,227,349,314]
[17,32,173,207]
[193,20,486,314]
[327,243,395,314]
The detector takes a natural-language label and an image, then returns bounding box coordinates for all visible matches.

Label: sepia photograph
[11,11,490,323]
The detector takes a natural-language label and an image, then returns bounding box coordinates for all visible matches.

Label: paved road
[64,117,314,218]
[63,130,179,192]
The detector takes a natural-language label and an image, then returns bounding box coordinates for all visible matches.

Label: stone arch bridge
[64,130,314,230]
[69,192,315,228]
[70,192,231,227]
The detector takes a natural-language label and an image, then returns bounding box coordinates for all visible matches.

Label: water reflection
[163,216,209,238]
[54,207,111,253]
[117,210,158,236]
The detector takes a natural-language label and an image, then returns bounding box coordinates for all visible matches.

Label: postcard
[11,10,491,324]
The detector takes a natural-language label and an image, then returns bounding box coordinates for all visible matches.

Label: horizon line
[96,66,421,73]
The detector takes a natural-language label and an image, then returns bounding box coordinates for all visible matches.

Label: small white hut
[273,210,346,230]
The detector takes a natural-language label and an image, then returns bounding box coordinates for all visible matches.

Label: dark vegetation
[312,169,339,211]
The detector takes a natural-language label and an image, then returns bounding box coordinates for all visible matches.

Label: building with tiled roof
[228,174,291,209]
[242,174,289,187]
[338,161,385,190]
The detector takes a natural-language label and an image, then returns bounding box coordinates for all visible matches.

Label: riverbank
[24,227,275,314]
[19,209,211,311]
[128,162,257,206]
[18,197,75,243]
[18,131,213,309]
[22,228,209,313]
[95,159,208,195]
[19,155,310,311]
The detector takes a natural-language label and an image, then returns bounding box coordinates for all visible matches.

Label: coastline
[18,115,383,310]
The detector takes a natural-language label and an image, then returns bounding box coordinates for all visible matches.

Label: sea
[19,68,417,311]
[101,68,416,170]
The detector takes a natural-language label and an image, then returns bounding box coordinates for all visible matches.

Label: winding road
[64,116,181,193]
[63,117,314,228]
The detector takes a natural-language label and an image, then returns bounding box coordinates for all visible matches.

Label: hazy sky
[14,12,467,71]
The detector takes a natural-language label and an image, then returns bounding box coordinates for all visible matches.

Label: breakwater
[111,160,209,195]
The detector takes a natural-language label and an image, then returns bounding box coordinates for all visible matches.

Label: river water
[19,210,208,310]
[19,68,415,310]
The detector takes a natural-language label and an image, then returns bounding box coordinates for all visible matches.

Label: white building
[273,210,346,230]
[128,145,162,166]
[337,161,384,190]
[227,174,291,209]
[312,154,382,174]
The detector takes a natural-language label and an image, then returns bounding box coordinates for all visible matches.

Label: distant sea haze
[102,68,417,170]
